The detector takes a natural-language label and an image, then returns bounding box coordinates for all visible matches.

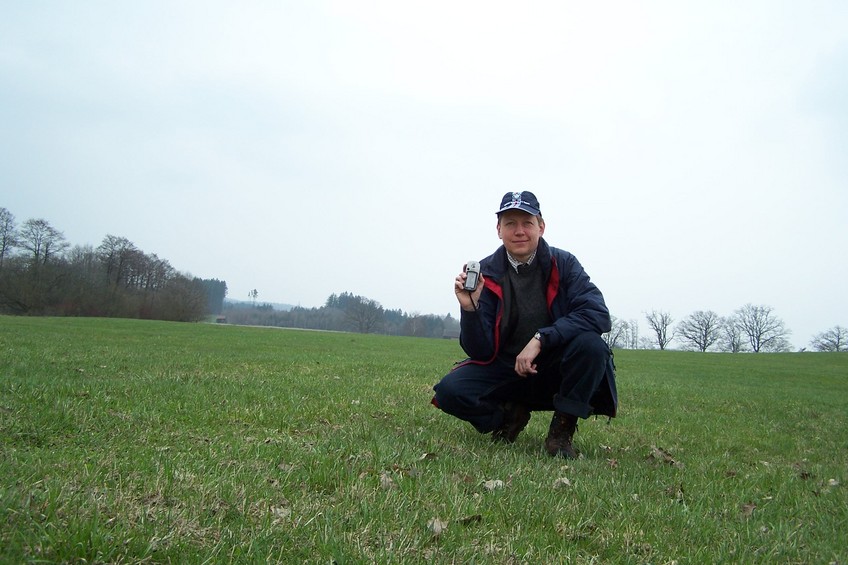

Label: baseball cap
[496,191,541,216]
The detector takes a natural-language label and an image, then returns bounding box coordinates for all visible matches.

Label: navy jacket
[459,238,618,417]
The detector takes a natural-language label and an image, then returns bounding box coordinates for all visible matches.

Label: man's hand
[514,337,542,377]
[454,268,485,312]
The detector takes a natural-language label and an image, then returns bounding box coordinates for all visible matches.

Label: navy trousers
[433,332,610,434]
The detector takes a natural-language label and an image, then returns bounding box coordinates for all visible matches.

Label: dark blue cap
[496,191,541,216]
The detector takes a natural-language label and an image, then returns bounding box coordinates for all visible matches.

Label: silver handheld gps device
[464,261,481,291]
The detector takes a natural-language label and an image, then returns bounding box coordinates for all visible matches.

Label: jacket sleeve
[458,282,499,361]
[540,253,611,348]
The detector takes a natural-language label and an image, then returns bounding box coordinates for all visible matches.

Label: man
[431,191,617,458]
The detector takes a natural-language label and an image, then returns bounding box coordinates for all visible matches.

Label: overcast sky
[2,1,846,349]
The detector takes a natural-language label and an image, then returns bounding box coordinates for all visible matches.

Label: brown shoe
[545,411,579,459]
[491,402,531,443]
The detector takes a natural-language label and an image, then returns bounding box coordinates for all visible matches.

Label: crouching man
[431,191,617,458]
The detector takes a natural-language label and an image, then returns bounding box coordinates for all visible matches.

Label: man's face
[497,210,545,262]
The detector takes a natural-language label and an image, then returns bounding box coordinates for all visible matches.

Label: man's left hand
[514,338,542,377]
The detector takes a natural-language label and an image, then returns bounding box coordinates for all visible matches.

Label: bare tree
[345,296,384,333]
[146,254,175,291]
[645,310,675,350]
[810,326,848,352]
[734,304,791,352]
[18,218,68,267]
[719,317,747,353]
[97,235,139,288]
[604,316,632,349]
[677,310,723,352]
[627,319,640,349]
[405,312,425,337]
[0,207,17,270]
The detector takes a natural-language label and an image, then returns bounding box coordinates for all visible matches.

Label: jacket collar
[486,238,552,282]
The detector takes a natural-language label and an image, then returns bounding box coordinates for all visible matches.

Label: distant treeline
[0,208,225,321]
[0,207,455,335]
[224,292,460,338]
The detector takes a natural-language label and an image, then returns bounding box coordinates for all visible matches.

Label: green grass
[1,316,846,563]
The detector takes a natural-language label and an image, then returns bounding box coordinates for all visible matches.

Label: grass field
[1,316,846,564]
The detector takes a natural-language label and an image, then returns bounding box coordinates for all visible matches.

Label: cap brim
[496,204,541,216]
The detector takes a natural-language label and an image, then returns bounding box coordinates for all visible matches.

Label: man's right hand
[454,268,485,312]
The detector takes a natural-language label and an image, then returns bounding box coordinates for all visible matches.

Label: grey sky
[2,1,847,349]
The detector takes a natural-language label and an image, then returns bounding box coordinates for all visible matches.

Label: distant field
[1,316,846,563]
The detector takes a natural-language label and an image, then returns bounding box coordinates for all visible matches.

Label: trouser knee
[433,373,465,414]
[564,332,609,364]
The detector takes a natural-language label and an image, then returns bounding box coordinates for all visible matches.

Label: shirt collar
[506,250,537,273]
